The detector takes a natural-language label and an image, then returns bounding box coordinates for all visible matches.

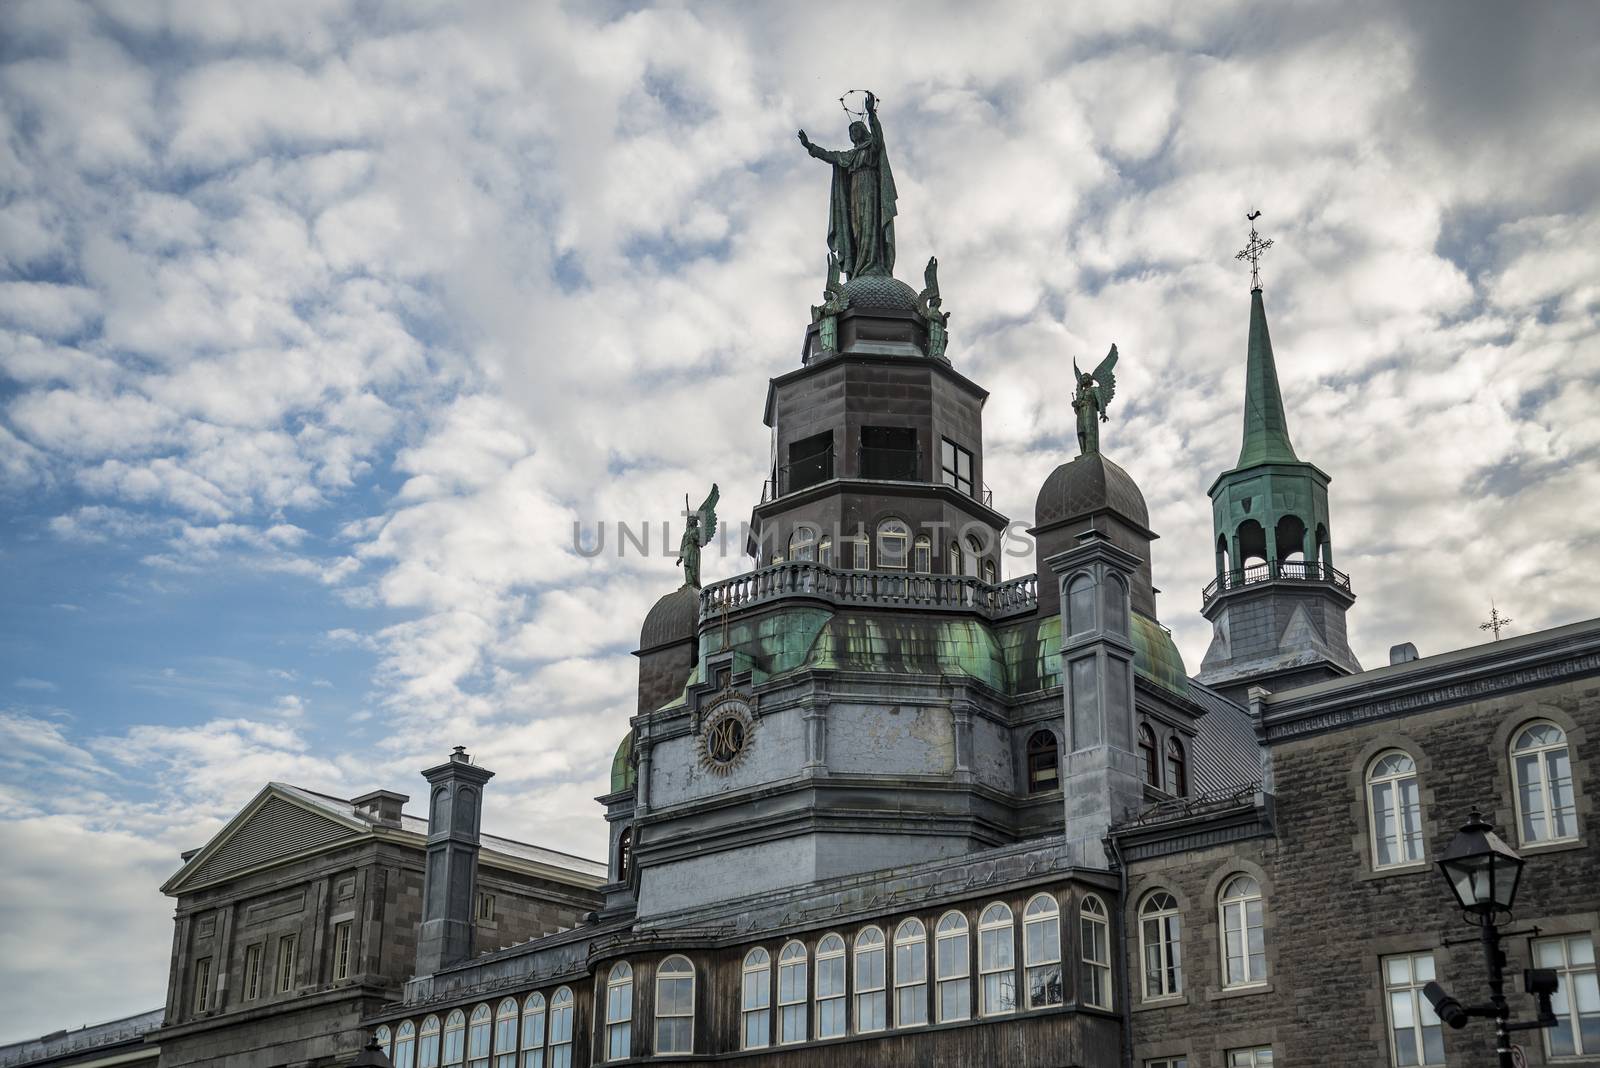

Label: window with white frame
[520,992,545,1068]
[778,941,808,1044]
[1024,893,1063,1008]
[548,988,573,1068]
[894,918,929,1026]
[1140,892,1183,999]
[964,534,983,578]
[1227,1049,1273,1067]
[1147,1059,1188,1068]
[1218,875,1267,987]
[1512,722,1579,845]
[741,948,771,1049]
[466,1005,491,1068]
[936,910,971,1022]
[375,1026,393,1060]
[913,535,931,574]
[193,957,212,1013]
[1079,895,1112,1009]
[604,962,632,1061]
[789,526,817,563]
[333,920,354,982]
[276,934,298,994]
[978,902,1016,1016]
[1368,751,1425,868]
[877,519,910,570]
[393,1021,417,1068]
[854,927,887,1032]
[655,955,695,1055]
[442,1008,466,1067]
[244,942,263,1000]
[1383,952,1444,1066]
[492,998,517,1068]
[948,540,963,576]
[816,933,847,1039]
[846,531,870,570]
[418,1015,441,1068]
[818,535,833,567]
[1536,933,1599,1059]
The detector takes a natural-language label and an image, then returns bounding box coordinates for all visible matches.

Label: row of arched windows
[777,522,998,582]
[373,991,577,1068]
[1137,724,1187,797]
[1132,874,1266,1002]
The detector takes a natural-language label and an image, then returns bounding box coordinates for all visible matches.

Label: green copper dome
[609,732,635,794]
[1131,612,1190,698]
[841,273,919,312]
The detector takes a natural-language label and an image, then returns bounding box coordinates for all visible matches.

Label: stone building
[5,133,1597,1068]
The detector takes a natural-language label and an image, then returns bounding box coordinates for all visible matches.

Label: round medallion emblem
[697,694,754,774]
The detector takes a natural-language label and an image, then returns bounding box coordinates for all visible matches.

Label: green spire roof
[1237,287,1299,468]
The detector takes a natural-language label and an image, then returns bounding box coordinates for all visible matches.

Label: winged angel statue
[676,484,720,588]
[1071,344,1118,456]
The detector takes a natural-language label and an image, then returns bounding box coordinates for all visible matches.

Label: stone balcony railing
[1201,559,1352,606]
[699,562,1039,621]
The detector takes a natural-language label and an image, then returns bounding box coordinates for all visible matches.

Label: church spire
[1237,286,1299,468]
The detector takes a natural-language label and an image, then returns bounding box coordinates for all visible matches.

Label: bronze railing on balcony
[1201,560,1352,603]
[700,562,1039,620]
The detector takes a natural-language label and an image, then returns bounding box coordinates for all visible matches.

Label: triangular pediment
[163,785,371,895]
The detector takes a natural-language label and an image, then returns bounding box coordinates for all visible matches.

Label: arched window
[1219,875,1266,988]
[1216,533,1230,577]
[965,534,984,578]
[1066,573,1096,636]
[1023,894,1063,1009]
[548,988,573,1068]
[982,559,997,584]
[978,903,1016,1016]
[1026,730,1059,793]
[1079,895,1112,1009]
[443,1009,466,1067]
[815,933,847,1039]
[818,535,833,567]
[1165,737,1187,797]
[1103,573,1128,634]
[520,993,546,1068]
[1139,892,1183,1000]
[894,918,928,1027]
[604,962,632,1061]
[394,1020,417,1068]
[741,948,771,1050]
[1367,751,1424,868]
[1275,514,1307,564]
[853,927,887,1033]
[616,827,632,882]
[846,530,869,570]
[1138,724,1160,789]
[467,1005,492,1068]
[1316,523,1331,569]
[1236,519,1267,568]
[655,955,695,1055]
[913,535,931,573]
[492,999,517,1068]
[778,941,808,1044]
[935,911,971,1022]
[948,540,963,576]
[419,1015,441,1068]
[789,526,817,563]
[877,519,910,570]
[375,1025,393,1060]
[1511,721,1577,844]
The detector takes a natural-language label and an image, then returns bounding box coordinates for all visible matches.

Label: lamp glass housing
[1436,812,1524,916]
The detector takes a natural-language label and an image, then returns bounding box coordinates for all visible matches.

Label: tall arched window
[846,530,869,570]
[948,540,963,576]
[818,535,833,567]
[520,993,546,1068]
[616,826,632,882]
[1219,875,1266,988]
[854,927,887,1033]
[604,962,632,1061]
[964,534,984,578]
[1079,895,1112,1009]
[1026,730,1059,793]
[894,918,928,1027]
[935,911,971,1022]
[443,1009,466,1068]
[789,526,817,563]
[1165,737,1187,797]
[978,902,1016,1016]
[375,1025,394,1060]
[1023,894,1063,1009]
[778,941,808,1044]
[492,999,517,1068]
[913,535,931,573]
[655,955,695,1055]
[815,933,847,1039]
[1511,721,1577,844]
[741,948,771,1050]
[467,1005,492,1068]
[877,519,910,570]
[1138,724,1160,789]
[419,1015,441,1068]
[547,988,573,1068]
[1139,892,1183,999]
[394,1020,417,1068]
[1367,751,1424,868]
[1066,574,1096,636]
[982,559,997,584]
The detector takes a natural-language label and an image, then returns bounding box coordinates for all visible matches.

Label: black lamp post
[351,1035,394,1067]
[1423,811,1558,1068]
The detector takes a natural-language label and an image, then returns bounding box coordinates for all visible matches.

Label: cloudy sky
[2,0,1598,1042]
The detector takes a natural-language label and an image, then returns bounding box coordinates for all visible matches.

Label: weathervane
[1480,601,1513,641]
[1235,209,1273,290]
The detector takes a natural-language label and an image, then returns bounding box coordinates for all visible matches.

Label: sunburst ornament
[697,693,755,774]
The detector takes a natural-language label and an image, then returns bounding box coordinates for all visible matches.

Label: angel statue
[809,252,850,356]
[916,255,951,360]
[1071,344,1119,456]
[798,90,898,280]
[676,483,720,588]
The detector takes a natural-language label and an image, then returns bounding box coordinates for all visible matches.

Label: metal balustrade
[700,562,1038,620]
[1201,559,1352,604]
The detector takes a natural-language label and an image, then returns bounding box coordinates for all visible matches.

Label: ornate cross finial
[1235,210,1273,291]
[1479,601,1513,641]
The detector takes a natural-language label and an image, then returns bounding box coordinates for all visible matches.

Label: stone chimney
[352,789,409,828]
[415,746,494,976]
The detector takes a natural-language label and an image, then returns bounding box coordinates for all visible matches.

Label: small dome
[639,584,699,652]
[1034,453,1150,530]
[610,731,636,794]
[841,273,919,313]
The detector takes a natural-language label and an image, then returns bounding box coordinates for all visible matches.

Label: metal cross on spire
[1480,601,1513,641]
[1235,210,1274,291]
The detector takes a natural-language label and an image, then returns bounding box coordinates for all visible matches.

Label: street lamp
[351,1035,394,1068]
[1422,811,1558,1068]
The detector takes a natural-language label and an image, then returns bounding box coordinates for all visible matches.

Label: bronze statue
[809,252,850,354]
[1071,344,1119,456]
[798,91,898,280]
[916,255,950,360]
[676,484,720,588]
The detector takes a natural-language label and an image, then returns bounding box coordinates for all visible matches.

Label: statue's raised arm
[798,91,898,281]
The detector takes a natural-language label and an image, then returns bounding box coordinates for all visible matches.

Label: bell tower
[1198,222,1360,703]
